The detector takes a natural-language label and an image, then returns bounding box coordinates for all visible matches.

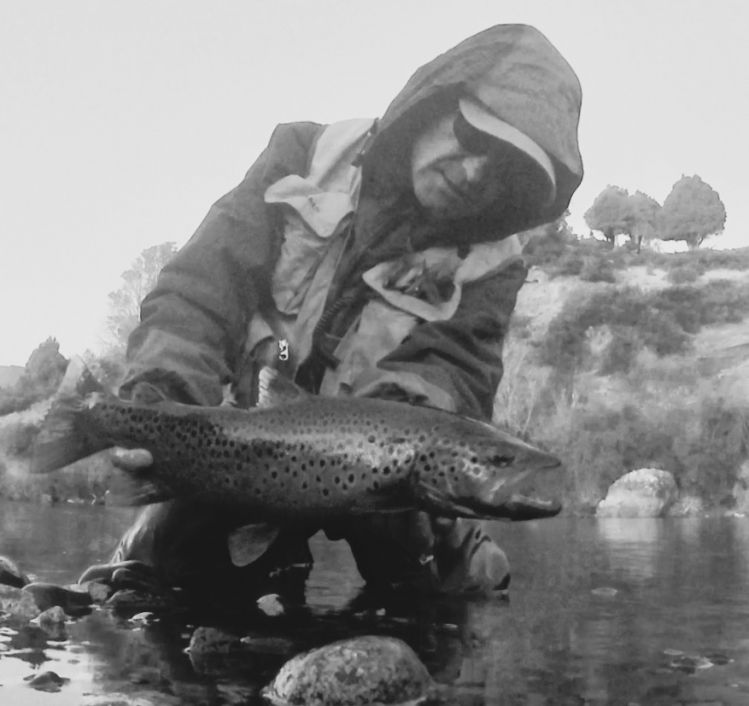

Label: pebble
[257,593,285,617]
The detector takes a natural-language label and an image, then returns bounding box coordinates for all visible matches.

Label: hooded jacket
[121,24,583,420]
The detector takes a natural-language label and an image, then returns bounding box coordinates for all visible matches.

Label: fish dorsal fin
[257,367,310,408]
[227,523,280,567]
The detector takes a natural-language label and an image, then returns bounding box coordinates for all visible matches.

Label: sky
[1,0,747,366]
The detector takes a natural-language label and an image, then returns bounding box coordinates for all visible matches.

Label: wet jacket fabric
[121,24,583,424]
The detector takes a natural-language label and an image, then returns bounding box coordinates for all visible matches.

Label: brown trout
[31,360,562,525]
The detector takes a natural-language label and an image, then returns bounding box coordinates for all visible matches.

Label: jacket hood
[362,24,583,241]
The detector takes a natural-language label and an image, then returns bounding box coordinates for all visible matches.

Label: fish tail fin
[30,357,108,474]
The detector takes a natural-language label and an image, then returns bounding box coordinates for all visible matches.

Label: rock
[25,669,70,692]
[105,588,176,615]
[187,625,281,677]
[22,581,93,615]
[0,584,40,621]
[262,635,437,706]
[188,626,242,657]
[257,593,285,617]
[35,605,68,640]
[86,580,114,604]
[596,468,678,518]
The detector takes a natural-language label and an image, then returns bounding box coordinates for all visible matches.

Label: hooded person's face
[410,108,551,221]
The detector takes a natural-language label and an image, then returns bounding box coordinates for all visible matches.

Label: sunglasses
[452,111,500,155]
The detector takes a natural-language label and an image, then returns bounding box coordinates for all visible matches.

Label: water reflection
[0,503,749,704]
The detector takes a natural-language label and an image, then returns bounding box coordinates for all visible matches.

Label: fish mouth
[467,493,562,521]
[417,482,562,522]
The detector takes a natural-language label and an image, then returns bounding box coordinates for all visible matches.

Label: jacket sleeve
[119,122,323,405]
[372,258,528,421]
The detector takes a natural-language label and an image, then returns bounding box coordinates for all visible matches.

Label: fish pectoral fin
[256,367,311,408]
[227,523,280,567]
[106,473,173,507]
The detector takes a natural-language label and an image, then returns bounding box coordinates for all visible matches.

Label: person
[85,24,583,604]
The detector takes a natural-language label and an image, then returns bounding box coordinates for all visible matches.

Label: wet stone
[24,669,70,692]
[22,581,93,615]
[105,588,175,615]
[86,580,114,604]
[263,635,437,706]
[0,585,40,622]
[257,593,286,617]
[188,626,284,679]
[35,605,68,640]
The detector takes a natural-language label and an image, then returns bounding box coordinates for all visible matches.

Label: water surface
[1,501,748,705]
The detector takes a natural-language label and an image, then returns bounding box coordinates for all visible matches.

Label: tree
[0,337,68,415]
[105,242,178,349]
[659,175,726,249]
[25,337,68,390]
[627,191,661,253]
[584,186,631,246]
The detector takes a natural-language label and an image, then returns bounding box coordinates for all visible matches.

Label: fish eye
[491,454,515,467]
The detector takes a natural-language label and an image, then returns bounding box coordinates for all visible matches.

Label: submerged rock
[596,468,678,518]
[187,625,286,678]
[262,635,438,706]
[105,588,176,615]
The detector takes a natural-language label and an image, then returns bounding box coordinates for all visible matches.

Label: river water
[1,500,748,705]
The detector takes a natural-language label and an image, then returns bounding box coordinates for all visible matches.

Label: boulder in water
[262,635,438,706]
[596,468,678,518]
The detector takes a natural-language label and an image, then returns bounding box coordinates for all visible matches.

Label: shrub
[580,255,617,283]
[537,286,693,374]
[667,264,700,284]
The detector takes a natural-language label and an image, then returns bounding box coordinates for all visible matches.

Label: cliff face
[495,258,749,515]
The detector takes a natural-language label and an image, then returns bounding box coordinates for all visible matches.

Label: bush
[580,255,617,283]
[537,279,749,377]
[667,264,700,284]
[537,286,693,374]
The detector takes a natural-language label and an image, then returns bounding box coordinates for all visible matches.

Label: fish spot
[348,474,355,484]
[271,471,278,480]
